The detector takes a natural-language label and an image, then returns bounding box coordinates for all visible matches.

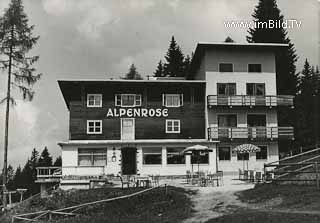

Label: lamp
[112,147,116,162]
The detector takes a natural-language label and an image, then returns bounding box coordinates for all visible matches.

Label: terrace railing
[36,167,62,181]
[207,95,294,108]
[207,126,294,141]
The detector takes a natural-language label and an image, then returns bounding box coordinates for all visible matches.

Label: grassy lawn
[206,210,320,223]
[206,183,320,223]
[237,183,320,210]
[0,186,194,223]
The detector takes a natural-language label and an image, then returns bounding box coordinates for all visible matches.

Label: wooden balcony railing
[36,166,62,180]
[207,95,294,108]
[207,127,294,140]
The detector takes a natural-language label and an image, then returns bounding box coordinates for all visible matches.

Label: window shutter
[135,94,142,106]
[180,94,183,106]
[115,94,120,106]
[162,94,166,106]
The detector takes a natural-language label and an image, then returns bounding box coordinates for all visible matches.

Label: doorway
[121,147,137,175]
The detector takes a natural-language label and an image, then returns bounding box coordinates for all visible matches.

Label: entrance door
[121,147,137,175]
[121,118,135,140]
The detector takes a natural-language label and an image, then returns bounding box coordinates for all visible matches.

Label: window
[163,94,183,107]
[87,120,102,134]
[78,148,107,166]
[166,120,180,133]
[248,64,262,73]
[143,147,162,165]
[237,153,249,161]
[247,114,266,127]
[87,94,102,107]
[246,83,265,96]
[191,151,209,164]
[218,147,231,161]
[167,147,185,164]
[219,63,233,72]
[217,83,236,95]
[256,146,268,160]
[218,115,237,127]
[115,94,141,107]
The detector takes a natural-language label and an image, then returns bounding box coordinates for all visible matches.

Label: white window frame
[87,120,102,134]
[115,94,142,107]
[166,119,181,133]
[87,94,102,107]
[162,94,183,107]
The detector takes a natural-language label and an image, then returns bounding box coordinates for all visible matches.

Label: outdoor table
[136,176,151,188]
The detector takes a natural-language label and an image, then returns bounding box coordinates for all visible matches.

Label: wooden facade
[58,80,206,140]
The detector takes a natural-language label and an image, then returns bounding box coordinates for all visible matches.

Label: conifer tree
[183,55,192,77]
[38,147,53,167]
[163,36,185,77]
[53,156,62,166]
[154,60,165,77]
[123,63,143,80]
[247,0,298,96]
[224,36,235,42]
[0,0,41,206]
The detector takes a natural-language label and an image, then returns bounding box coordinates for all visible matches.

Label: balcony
[207,127,294,141]
[207,95,294,108]
[36,166,62,183]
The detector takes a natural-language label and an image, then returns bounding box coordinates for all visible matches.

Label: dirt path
[178,176,255,223]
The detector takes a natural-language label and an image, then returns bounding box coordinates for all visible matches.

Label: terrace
[207,126,294,141]
[207,95,294,108]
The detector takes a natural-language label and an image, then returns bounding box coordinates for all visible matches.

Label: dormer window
[163,94,183,107]
[87,94,102,107]
[115,94,142,107]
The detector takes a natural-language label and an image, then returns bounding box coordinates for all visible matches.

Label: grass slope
[0,186,193,223]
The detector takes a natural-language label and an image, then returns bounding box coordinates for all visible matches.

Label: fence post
[316,163,319,190]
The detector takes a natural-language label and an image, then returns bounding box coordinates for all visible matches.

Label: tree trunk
[2,26,14,208]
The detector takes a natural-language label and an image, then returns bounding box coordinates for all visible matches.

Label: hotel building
[55,43,294,188]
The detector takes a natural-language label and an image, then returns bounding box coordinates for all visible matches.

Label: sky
[0,0,319,168]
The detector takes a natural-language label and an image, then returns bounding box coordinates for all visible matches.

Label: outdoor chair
[238,169,244,180]
[244,170,249,180]
[217,171,224,186]
[118,175,135,189]
[249,170,255,182]
[186,171,192,184]
[255,171,262,183]
[206,173,219,187]
[150,175,160,187]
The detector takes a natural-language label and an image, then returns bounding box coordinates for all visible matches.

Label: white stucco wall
[218,142,278,173]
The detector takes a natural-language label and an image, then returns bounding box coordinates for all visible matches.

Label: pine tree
[224,36,235,42]
[247,0,298,96]
[53,156,62,166]
[0,0,41,206]
[123,63,143,80]
[13,165,22,189]
[295,60,320,147]
[183,55,192,77]
[154,60,164,77]
[163,36,185,77]
[38,147,53,167]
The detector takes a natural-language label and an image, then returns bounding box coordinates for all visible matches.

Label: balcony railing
[208,127,294,140]
[36,167,62,182]
[207,95,294,108]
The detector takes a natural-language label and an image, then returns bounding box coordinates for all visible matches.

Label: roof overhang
[58,139,219,147]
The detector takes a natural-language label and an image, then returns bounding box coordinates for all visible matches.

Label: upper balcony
[208,126,294,141]
[207,95,294,108]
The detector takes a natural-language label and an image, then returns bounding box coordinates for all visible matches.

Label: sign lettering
[106,108,168,118]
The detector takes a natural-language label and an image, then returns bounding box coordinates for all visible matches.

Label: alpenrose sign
[106,108,168,118]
